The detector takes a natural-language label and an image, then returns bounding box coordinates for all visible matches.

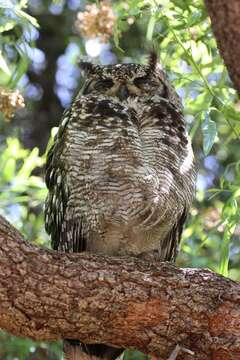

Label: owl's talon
[167,344,194,360]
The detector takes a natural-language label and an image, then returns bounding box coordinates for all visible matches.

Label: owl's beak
[117,85,129,100]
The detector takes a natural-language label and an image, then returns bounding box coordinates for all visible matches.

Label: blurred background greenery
[0,0,239,359]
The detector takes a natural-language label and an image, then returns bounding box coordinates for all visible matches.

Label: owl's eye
[133,76,148,87]
[82,79,114,95]
[134,76,159,88]
[94,78,114,90]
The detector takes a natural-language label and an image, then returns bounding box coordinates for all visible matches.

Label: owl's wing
[141,97,196,261]
[161,210,187,261]
[44,109,85,252]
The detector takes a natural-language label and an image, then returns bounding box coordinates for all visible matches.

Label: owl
[44,52,196,360]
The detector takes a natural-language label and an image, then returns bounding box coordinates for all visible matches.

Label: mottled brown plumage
[45,53,196,360]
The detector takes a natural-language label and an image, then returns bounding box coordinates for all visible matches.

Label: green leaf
[0,50,11,75]
[219,200,238,277]
[146,15,156,41]
[2,158,16,181]
[201,112,217,155]
[123,349,149,360]
[14,8,39,27]
[113,22,124,53]
[0,17,16,32]
[17,147,43,179]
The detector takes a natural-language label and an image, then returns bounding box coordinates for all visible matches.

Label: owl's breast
[63,108,163,229]
[57,95,194,256]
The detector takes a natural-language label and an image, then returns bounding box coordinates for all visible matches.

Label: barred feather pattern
[44,58,196,359]
[45,94,195,259]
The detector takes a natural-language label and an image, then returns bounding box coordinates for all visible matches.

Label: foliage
[0,137,48,245]
[0,331,61,360]
[0,0,240,358]
[0,0,38,86]
[123,350,149,360]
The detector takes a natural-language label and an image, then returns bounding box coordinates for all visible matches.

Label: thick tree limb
[0,215,240,359]
[205,0,240,94]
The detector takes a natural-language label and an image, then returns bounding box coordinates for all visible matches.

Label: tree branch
[0,215,240,359]
[205,0,240,95]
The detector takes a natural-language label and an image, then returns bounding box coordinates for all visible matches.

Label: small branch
[0,215,240,359]
[205,0,240,95]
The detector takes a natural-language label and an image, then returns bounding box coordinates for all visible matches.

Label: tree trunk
[205,0,240,95]
[0,215,240,360]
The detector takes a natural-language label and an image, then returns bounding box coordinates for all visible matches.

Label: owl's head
[79,52,180,105]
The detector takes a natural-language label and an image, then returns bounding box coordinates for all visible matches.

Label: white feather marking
[180,140,194,174]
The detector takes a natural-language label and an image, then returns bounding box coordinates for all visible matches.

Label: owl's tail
[63,340,123,360]
[63,340,96,360]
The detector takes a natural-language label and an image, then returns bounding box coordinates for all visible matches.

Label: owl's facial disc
[82,73,165,99]
[80,54,165,99]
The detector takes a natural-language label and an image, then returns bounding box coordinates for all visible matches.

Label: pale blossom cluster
[0,87,25,120]
[75,1,116,42]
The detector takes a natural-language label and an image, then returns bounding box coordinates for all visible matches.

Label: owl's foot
[63,340,123,360]
[167,344,194,360]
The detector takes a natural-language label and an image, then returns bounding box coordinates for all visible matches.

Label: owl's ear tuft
[147,51,158,73]
[79,61,94,75]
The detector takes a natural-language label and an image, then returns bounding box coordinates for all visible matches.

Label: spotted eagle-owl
[45,52,196,360]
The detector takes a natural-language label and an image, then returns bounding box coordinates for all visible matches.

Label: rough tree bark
[205,0,240,95]
[0,215,240,360]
